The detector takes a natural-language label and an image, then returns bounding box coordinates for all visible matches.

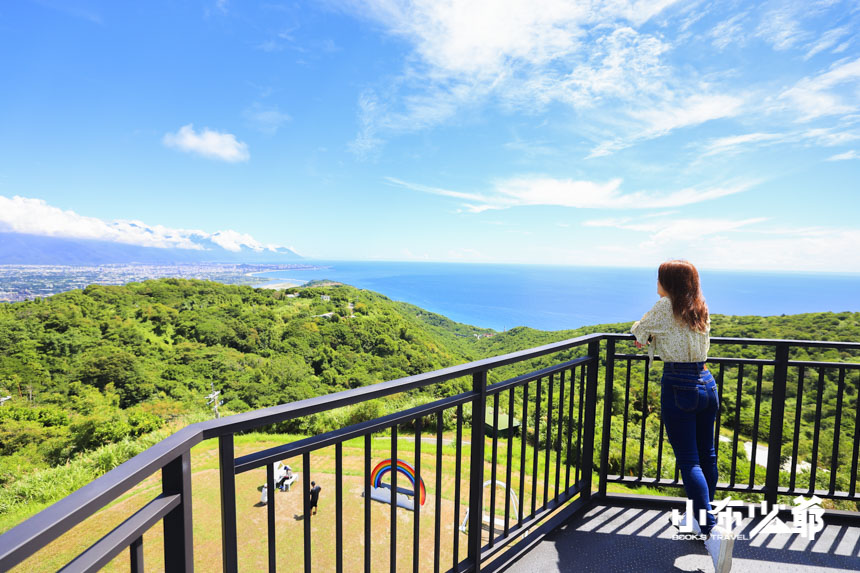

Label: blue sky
[1,0,859,271]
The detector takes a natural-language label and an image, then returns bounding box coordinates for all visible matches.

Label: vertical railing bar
[267,462,276,573]
[453,403,463,571]
[303,452,311,573]
[829,368,846,495]
[543,372,554,508]
[766,343,790,508]
[219,435,238,573]
[434,412,443,573]
[714,364,725,460]
[364,434,371,573]
[638,362,649,480]
[467,370,488,572]
[579,341,601,504]
[790,366,806,492]
[129,536,143,573]
[391,424,398,573]
[504,387,514,537]
[598,339,616,496]
[809,368,825,495]
[749,364,764,486]
[336,442,344,573]
[489,393,499,547]
[518,383,528,528]
[162,451,192,573]
[414,417,422,573]
[531,377,541,517]
[575,366,585,484]
[620,359,631,476]
[730,365,744,488]
[656,418,665,483]
[849,370,860,498]
[555,369,565,502]
[565,365,576,493]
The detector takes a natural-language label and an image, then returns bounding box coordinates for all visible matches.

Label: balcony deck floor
[506,501,860,573]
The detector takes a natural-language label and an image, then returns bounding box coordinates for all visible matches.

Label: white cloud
[709,12,748,50]
[339,0,720,155]
[802,125,860,146]
[756,3,810,51]
[349,90,385,158]
[163,124,250,162]
[399,248,431,260]
[779,57,860,121]
[578,214,860,272]
[243,103,291,134]
[390,175,754,212]
[826,149,860,161]
[693,229,860,272]
[700,132,783,157]
[584,215,767,240]
[447,247,483,260]
[694,124,860,160]
[384,177,487,202]
[804,25,851,60]
[591,92,746,156]
[207,230,264,252]
[632,93,745,137]
[335,0,860,161]
[0,195,287,253]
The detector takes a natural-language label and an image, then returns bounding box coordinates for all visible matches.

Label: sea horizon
[253,260,860,332]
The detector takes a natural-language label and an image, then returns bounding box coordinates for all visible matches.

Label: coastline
[246,261,860,332]
[254,279,305,289]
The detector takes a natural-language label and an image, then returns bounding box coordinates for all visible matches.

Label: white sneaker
[704,525,734,573]
[680,512,702,535]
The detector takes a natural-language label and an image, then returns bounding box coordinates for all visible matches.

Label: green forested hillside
[0,279,858,514]
[0,280,493,484]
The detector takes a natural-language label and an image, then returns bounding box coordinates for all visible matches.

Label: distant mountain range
[0,232,302,264]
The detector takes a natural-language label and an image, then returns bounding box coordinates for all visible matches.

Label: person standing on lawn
[309,481,322,516]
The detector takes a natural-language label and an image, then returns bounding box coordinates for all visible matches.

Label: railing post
[467,369,488,572]
[580,341,601,503]
[598,338,615,497]
[765,343,789,508]
[267,463,276,573]
[219,434,238,572]
[130,536,144,573]
[163,451,193,572]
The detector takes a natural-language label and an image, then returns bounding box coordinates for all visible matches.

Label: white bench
[274,461,298,491]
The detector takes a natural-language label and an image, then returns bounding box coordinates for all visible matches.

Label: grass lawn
[8,431,661,572]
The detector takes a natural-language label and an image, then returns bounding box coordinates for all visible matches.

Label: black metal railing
[1,334,858,573]
[599,336,860,509]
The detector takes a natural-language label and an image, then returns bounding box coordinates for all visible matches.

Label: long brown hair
[658,260,709,332]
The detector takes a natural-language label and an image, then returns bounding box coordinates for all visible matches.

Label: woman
[631,260,734,573]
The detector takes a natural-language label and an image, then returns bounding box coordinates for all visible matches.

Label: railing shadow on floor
[504,496,860,573]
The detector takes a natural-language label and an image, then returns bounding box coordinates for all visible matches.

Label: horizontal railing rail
[1,332,858,573]
[601,334,860,511]
[0,333,603,572]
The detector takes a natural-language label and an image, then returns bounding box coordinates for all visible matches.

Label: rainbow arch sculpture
[370,459,426,506]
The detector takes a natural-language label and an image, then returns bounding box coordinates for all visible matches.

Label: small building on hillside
[484,407,520,438]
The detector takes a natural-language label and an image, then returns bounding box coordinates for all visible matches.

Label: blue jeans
[661,362,719,534]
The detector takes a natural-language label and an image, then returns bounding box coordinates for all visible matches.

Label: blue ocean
[256,261,860,332]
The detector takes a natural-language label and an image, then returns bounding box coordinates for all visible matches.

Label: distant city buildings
[0,263,319,302]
